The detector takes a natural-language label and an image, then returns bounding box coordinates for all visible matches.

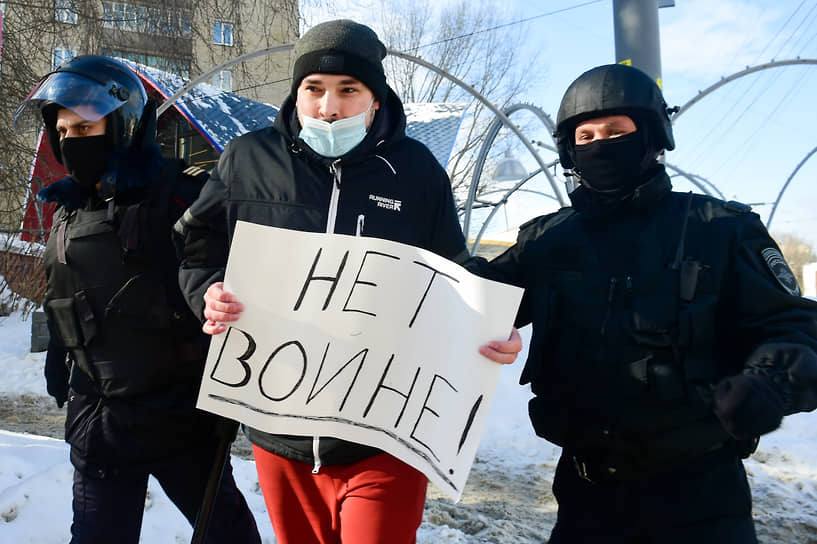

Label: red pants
[253,446,427,544]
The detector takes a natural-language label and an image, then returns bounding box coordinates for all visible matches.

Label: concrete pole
[612,0,664,86]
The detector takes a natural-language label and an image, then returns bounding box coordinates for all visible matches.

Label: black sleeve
[43,321,69,408]
[465,214,555,328]
[172,154,232,321]
[719,215,817,416]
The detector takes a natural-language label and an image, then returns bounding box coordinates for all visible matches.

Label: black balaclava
[572,116,657,197]
[60,135,109,188]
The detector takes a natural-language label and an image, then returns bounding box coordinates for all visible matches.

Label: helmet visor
[14,71,129,133]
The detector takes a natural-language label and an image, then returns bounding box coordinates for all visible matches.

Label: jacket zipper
[313,158,344,473]
[312,436,322,474]
[326,160,342,234]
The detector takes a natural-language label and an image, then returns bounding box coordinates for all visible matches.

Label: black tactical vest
[521,192,752,466]
[43,161,207,398]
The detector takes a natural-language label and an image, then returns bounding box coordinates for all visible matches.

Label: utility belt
[570,441,730,485]
[566,424,758,485]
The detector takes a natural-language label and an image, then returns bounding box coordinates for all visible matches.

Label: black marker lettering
[210,327,255,387]
[307,343,369,412]
[343,250,400,316]
[408,262,459,328]
[258,340,307,401]
[363,354,420,428]
[410,374,458,462]
[457,395,483,454]
[293,247,349,311]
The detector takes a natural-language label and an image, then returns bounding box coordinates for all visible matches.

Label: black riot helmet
[14,55,154,165]
[555,63,675,169]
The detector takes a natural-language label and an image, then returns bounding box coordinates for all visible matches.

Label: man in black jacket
[15,55,260,544]
[470,64,817,543]
[174,19,519,544]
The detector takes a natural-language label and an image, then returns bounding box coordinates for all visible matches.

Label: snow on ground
[0,310,815,543]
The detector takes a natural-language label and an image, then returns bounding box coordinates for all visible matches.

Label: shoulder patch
[183,165,207,177]
[761,247,801,296]
[724,200,752,214]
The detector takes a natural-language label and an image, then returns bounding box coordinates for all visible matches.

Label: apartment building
[3,0,297,107]
[0,1,298,232]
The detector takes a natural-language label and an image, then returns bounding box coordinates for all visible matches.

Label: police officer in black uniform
[471,64,817,543]
[14,56,261,544]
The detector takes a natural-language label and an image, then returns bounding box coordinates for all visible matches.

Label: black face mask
[60,135,108,188]
[573,131,647,194]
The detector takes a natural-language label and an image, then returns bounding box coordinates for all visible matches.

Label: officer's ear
[133,98,158,150]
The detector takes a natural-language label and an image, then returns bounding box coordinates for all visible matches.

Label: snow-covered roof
[121,60,465,167]
[0,233,45,257]
[122,60,278,154]
[403,102,466,168]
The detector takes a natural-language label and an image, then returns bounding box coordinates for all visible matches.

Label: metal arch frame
[670,58,817,227]
[767,145,817,230]
[476,187,559,203]
[387,51,567,217]
[471,161,562,252]
[664,162,724,199]
[461,103,564,248]
[157,47,561,203]
[155,46,566,249]
[152,48,817,239]
[157,44,296,115]
[671,58,817,122]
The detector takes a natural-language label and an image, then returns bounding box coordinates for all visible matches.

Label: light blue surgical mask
[298,102,374,158]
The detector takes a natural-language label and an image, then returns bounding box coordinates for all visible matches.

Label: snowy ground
[0,310,815,543]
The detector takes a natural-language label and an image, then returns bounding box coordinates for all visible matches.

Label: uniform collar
[570,166,672,218]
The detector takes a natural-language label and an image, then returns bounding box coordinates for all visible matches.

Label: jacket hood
[275,86,407,164]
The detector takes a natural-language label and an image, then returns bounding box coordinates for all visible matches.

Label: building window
[102,1,191,37]
[213,22,233,46]
[180,13,192,35]
[212,70,232,91]
[53,48,76,69]
[102,48,190,79]
[55,0,77,24]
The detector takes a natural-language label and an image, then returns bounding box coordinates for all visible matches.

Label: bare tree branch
[376,0,544,210]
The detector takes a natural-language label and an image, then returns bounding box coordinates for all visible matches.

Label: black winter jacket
[471,169,817,476]
[41,151,217,477]
[176,89,467,467]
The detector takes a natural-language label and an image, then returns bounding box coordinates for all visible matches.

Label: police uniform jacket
[175,88,467,468]
[473,168,817,476]
[41,151,215,477]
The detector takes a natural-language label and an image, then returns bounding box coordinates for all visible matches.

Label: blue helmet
[15,55,153,164]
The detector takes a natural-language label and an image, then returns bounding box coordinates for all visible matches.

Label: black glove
[44,339,70,408]
[713,374,784,440]
[787,348,817,413]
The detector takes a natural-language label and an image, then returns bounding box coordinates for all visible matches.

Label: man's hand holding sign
[198,221,523,500]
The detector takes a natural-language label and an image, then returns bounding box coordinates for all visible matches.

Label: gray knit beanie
[291,19,388,102]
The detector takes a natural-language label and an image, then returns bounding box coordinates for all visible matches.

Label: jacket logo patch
[761,247,801,296]
[369,194,402,212]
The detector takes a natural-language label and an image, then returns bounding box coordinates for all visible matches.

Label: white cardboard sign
[198,221,523,500]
